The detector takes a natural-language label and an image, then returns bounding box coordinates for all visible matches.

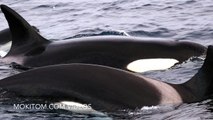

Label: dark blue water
[0,0,213,119]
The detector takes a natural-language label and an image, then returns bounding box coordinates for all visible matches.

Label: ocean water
[0,0,213,119]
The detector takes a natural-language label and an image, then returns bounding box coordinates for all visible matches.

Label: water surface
[0,0,212,119]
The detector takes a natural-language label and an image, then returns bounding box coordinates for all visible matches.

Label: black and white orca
[0,46,212,110]
[0,5,206,72]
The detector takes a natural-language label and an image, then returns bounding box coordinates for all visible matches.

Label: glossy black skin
[0,5,206,70]
[0,28,10,45]
[0,4,212,111]
[3,35,206,69]
[0,27,39,45]
[0,46,212,110]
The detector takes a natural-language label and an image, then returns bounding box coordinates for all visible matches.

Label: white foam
[127,58,179,73]
[116,30,130,36]
[141,106,159,110]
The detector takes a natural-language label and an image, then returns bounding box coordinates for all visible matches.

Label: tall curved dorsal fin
[183,45,213,99]
[0,5,49,55]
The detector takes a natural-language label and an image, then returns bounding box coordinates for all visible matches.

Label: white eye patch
[54,101,106,116]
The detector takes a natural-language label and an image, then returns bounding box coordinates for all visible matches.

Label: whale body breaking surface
[0,5,212,111]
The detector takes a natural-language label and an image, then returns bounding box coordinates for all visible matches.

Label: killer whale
[0,5,206,70]
[0,46,212,110]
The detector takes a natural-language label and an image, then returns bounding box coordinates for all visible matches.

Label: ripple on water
[0,0,213,119]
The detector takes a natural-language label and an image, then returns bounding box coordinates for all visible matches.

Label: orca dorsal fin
[199,45,213,97]
[183,45,213,99]
[0,5,49,55]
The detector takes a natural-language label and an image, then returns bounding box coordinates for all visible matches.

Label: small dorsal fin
[0,5,49,55]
